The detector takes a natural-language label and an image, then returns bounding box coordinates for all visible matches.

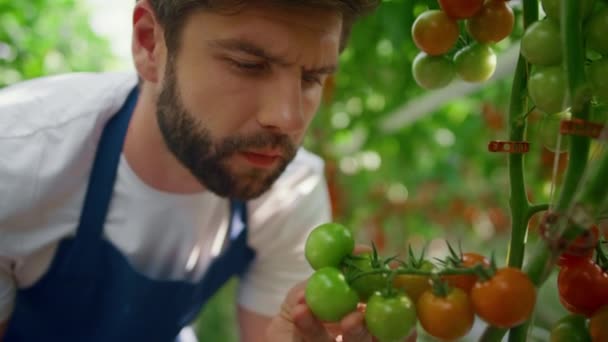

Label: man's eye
[229,59,267,72]
[302,74,322,86]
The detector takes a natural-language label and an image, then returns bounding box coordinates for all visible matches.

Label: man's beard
[155,60,297,200]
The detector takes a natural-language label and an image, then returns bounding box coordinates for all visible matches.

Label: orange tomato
[417,288,475,340]
[471,267,537,328]
[443,252,490,293]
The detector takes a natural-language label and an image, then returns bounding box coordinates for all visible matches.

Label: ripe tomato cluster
[539,212,608,340]
[303,222,538,341]
[523,0,608,139]
[411,0,514,90]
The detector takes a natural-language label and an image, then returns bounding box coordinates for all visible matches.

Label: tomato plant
[549,314,592,342]
[392,260,434,302]
[589,305,608,342]
[417,287,475,340]
[528,66,568,114]
[558,259,608,317]
[412,52,454,90]
[438,0,484,19]
[365,293,417,342]
[471,267,537,328]
[466,0,514,44]
[443,252,490,293]
[589,58,608,103]
[585,7,608,55]
[541,0,596,22]
[454,43,497,82]
[411,10,459,56]
[521,19,562,66]
[305,222,354,270]
[305,267,359,322]
[346,253,388,301]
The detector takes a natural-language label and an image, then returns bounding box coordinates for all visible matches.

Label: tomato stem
[385,270,398,296]
[526,204,549,219]
[510,0,593,340]
[430,274,450,297]
[348,265,486,284]
[481,0,539,339]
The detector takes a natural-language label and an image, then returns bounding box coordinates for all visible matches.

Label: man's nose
[256,74,305,134]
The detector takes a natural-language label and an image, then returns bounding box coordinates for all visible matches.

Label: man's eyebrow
[208,38,289,66]
[209,38,338,75]
[304,65,338,75]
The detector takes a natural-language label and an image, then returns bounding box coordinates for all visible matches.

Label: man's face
[155,4,342,200]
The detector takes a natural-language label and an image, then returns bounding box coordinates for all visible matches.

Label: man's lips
[239,150,282,168]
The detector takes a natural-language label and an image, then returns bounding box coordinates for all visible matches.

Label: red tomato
[466,0,515,43]
[471,267,537,328]
[558,225,599,267]
[558,259,608,317]
[443,252,490,293]
[411,10,459,56]
[417,288,475,340]
[538,213,600,267]
[590,305,608,342]
[438,0,484,19]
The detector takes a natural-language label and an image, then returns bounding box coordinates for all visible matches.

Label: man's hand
[264,245,416,342]
[265,281,374,342]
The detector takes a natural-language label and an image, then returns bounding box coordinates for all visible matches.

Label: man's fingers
[340,311,373,342]
[286,281,307,307]
[292,304,333,342]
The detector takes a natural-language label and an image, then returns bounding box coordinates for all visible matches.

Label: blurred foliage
[305,0,549,255]
[0,0,113,87]
[1,0,571,341]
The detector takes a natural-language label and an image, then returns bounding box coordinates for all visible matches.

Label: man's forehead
[195,1,343,35]
[191,5,342,57]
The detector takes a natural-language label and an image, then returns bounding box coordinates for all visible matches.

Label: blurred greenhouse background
[1,0,581,340]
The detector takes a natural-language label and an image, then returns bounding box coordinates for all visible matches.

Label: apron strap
[69,87,139,261]
[228,199,247,241]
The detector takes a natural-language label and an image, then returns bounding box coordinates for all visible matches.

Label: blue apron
[5,87,256,342]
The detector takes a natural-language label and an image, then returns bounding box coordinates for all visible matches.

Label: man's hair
[142,0,380,53]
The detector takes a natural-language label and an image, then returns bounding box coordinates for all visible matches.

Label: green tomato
[521,19,562,66]
[541,0,595,22]
[528,65,568,114]
[412,52,455,90]
[365,293,417,342]
[305,222,355,270]
[539,111,571,152]
[346,253,388,302]
[585,7,608,54]
[453,43,497,83]
[550,314,591,342]
[589,58,608,103]
[305,267,359,322]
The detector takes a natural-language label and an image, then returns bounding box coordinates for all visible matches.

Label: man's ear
[132,0,165,83]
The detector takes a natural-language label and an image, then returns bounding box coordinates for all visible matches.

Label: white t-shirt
[0,71,331,322]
